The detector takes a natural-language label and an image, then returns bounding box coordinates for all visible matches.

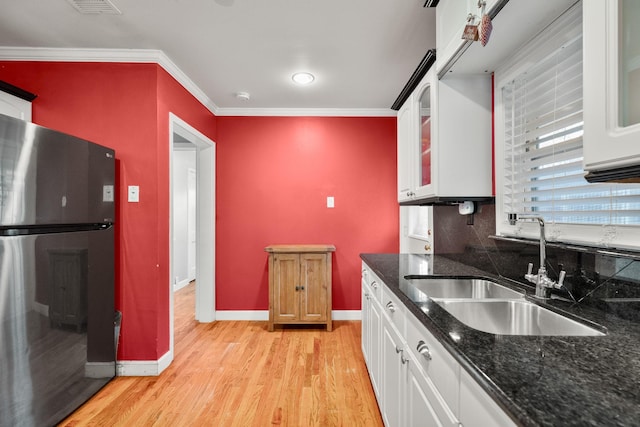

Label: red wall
[1,61,399,361]
[0,61,217,360]
[216,116,399,311]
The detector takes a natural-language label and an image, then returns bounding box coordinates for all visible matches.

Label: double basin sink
[403,276,605,336]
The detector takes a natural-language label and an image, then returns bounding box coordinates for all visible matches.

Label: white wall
[172,148,196,289]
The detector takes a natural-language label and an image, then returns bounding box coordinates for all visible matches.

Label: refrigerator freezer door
[0,113,115,227]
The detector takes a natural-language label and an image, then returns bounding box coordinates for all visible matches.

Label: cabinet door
[299,253,327,322]
[436,0,476,73]
[405,354,447,427]
[369,297,383,398]
[381,319,404,427]
[398,96,416,202]
[413,69,437,200]
[584,0,640,171]
[272,253,300,323]
[362,285,371,359]
[459,368,515,427]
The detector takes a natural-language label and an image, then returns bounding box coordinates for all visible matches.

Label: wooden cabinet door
[299,253,327,322]
[272,253,300,323]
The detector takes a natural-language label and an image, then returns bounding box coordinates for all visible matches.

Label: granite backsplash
[433,203,640,322]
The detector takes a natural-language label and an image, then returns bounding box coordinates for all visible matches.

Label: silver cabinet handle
[371,281,378,289]
[364,293,370,300]
[417,340,432,361]
[386,301,396,313]
[401,353,409,365]
[395,345,402,354]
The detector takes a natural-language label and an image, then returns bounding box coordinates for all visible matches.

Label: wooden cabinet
[583,0,640,179]
[265,244,334,332]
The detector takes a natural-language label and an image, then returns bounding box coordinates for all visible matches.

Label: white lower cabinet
[459,369,516,427]
[405,351,453,427]
[381,319,404,427]
[361,262,515,427]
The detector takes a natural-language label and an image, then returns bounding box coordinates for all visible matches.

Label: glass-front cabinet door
[583,0,640,174]
[413,68,437,199]
[419,86,432,188]
[397,67,437,203]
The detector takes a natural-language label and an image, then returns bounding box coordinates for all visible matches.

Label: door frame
[168,113,216,358]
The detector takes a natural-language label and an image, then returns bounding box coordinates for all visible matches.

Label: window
[495,2,640,249]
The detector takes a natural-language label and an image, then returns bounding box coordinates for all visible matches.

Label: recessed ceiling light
[292,72,315,85]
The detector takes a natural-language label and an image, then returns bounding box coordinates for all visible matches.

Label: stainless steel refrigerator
[0,113,116,426]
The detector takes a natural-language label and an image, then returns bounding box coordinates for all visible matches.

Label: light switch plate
[327,196,334,208]
[128,185,139,203]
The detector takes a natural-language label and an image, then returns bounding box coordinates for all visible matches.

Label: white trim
[173,278,191,292]
[215,107,397,117]
[213,310,361,321]
[332,310,362,321]
[0,47,398,118]
[0,47,220,116]
[215,310,269,321]
[169,113,216,373]
[116,350,173,377]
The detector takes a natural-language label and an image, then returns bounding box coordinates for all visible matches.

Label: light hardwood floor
[60,283,383,426]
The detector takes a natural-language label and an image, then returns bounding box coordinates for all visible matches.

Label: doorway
[169,113,216,361]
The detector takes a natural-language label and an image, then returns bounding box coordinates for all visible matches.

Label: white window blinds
[501,9,640,227]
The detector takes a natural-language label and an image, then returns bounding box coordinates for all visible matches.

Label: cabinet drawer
[406,312,459,416]
[362,262,382,302]
[382,286,406,335]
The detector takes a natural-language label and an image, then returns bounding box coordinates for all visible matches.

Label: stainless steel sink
[435,300,606,336]
[404,277,524,300]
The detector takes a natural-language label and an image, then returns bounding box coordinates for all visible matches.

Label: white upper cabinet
[397,67,493,204]
[0,90,32,121]
[583,0,640,179]
[436,0,577,77]
[397,91,418,202]
[398,67,439,203]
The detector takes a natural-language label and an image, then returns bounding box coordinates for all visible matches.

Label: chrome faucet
[509,213,565,299]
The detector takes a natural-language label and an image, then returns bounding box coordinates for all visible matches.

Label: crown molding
[216,107,397,117]
[0,47,220,116]
[0,47,398,118]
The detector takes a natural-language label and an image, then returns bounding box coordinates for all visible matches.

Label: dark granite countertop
[361,253,640,427]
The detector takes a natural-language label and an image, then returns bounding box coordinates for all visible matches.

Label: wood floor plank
[59,282,383,426]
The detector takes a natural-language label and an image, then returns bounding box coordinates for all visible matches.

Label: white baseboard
[215,310,269,321]
[213,310,361,321]
[332,310,362,320]
[116,349,173,376]
[173,279,191,292]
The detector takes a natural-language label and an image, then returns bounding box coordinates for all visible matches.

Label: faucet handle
[527,262,534,275]
[558,270,566,287]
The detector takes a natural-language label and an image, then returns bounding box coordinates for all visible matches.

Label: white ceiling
[0,0,436,113]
